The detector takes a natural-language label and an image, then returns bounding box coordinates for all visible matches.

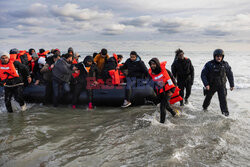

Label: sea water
[0,51,249,166]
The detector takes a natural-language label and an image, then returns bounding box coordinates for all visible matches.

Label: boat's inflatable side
[12,84,156,106]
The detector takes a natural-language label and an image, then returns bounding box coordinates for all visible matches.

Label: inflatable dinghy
[0,84,156,106]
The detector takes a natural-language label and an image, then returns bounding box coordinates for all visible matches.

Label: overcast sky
[0,0,250,52]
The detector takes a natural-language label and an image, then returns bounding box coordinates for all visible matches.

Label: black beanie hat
[101,48,107,55]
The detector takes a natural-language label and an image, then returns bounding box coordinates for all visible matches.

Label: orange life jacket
[85,67,90,73]
[169,87,183,104]
[108,70,120,85]
[16,51,27,63]
[9,54,17,62]
[25,51,32,61]
[149,61,182,104]
[0,61,19,81]
[118,63,125,80]
[108,53,120,85]
[149,61,175,94]
[38,50,50,58]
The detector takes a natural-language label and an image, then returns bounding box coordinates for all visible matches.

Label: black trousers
[4,86,24,113]
[202,86,228,113]
[44,81,53,104]
[178,80,192,101]
[72,83,92,106]
[159,92,175,123]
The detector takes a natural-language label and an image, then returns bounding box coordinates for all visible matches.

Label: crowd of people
[0,47,234,123]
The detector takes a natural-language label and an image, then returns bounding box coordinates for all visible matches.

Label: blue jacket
[201,60,234,88]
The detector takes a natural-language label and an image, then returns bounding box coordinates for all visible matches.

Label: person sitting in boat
[52,53,77,107]
[148,58,182,123]
[94,48,109,76]
[119,51,149,108]
[0,51,32,112]
[72,52,81,64]
[102,53,121,85]
[28,48,36,56]
[38,48,50,58]
[10,49,29,69]
[29,52,42,85]
[72,55,98,109]
[117,55,125,82]
[40,53,60,105]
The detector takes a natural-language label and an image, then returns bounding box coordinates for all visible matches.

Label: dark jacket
[120,55,149,79]
[102,56,118,79]
[2,61,30,87]
[52,57,73,83]
[74,56,98,84]
[31,59,42,81]
[19,53,29,67]
[201,60,234,88]
[149,58,177,93]
[171,58,194,84]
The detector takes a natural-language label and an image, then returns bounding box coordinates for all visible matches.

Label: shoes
[21,103,27,111]
[222,111,229,116]
[170,110,176,117]
[180,101,184,106]
[203,107,208,112]
[72,105,76,109]
[88,102,93,109]
[121,100,131,108]
[184,99,189,104]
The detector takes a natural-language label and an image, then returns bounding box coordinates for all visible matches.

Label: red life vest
[108,70,120,85]
[30,61,35,72]
[38,50,50,58]
[0,61,19,81]
[9,54,17,62]
[108,53,120,85]
[169,87,183,104]
[25,51,32,61]
[16,51,27,63]
[72,59,78,65]
[149,61,175,94]
[72,70,80,78]
[149,61,182,104]
[118,64,125,81]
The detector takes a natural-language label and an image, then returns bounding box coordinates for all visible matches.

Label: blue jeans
[53,79,70,107]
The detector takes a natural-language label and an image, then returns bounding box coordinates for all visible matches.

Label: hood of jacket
[149,58,161,74]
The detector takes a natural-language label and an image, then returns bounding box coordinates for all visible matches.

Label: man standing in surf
[201,49,234,116]
[171,49,194,106]
[148,58,182,123]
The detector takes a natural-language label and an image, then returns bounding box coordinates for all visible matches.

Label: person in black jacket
[72,56,98,109]
[10,48,29,67]
[0,51,32,112]
[40,54,60,105]
[149,58,177,123]
[52,53,76,107]
[201,49,234,116]
[119,51,149,107]
[102,54,118,80]
[171,49,194,105]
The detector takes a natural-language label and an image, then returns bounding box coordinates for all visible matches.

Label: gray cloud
[203,28,230,36]
[120,16,152,27]
[153,20,183,34]
[9,3,49,18]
